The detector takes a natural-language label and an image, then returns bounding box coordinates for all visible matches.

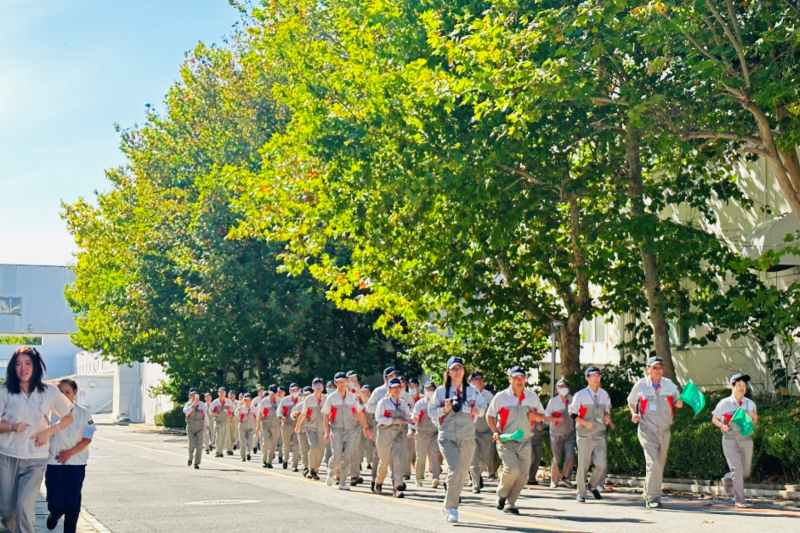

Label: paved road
[81,424,799,533]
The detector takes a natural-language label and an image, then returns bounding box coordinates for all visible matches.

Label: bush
[154,406,185,429]
[540,391,800,483]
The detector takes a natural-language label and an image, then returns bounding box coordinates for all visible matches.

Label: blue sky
[0,0,241,266]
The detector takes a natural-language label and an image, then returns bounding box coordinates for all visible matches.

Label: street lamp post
[550,320,565,397]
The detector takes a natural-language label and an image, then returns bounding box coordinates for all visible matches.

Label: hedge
[154,406,186,429]
[541,393,800,483]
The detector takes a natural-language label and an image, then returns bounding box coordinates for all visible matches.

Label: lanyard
[590,389,601,411]
[390,397,401,411]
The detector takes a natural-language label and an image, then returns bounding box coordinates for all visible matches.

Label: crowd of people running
[0,345,760,532]
[182,355,760,523]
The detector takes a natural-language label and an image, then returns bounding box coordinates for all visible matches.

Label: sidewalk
[32,494,111,533]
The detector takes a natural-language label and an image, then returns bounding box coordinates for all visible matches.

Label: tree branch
[706,0,751,88]
[680,131,763,147]
[590,96,630,107]
[498,164,547,187]
[723,0,743,45]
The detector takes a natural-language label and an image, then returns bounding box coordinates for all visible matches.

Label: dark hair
[58,378,78,393]
[4,347,47,394]
[443,367,467,401]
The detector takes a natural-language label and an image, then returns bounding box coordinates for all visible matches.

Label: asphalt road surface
[81,424,799,533]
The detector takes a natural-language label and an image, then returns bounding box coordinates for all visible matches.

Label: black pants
[45,464,86,533]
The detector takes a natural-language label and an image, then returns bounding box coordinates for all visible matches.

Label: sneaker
[187,460,192,467]
[374,483,382,495]
[226,451,233,456]
[46,515,58,530]
[292,467,299,472]
[550,481,558,489]
[735,502,751,508]
[263,463,268,468]
[399,482,407,491]
[403,474,411,480]
[432,479,440,488]
[242,459,245,462]
[283,462,288,469]
[194,464,199,469]
[560,478,574,489]
[326,475,335,486]
[415,480,424,487]
[504,507,519,515]
[472,487,481,494]
[496,496,506,510]
[528,479,539,485]
[590,487,602,500]
[647,500,661,509]
[445,509,458,523]
[339,485,350,491]
[253,447,258,454]
[266,463,273,468]
[205,449,209,454]
[393,489,404,498]
[576,495,586,503]
[247,454,251,461]
[215,454,223,458]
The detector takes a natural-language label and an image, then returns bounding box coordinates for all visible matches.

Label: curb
[606,475,800,500]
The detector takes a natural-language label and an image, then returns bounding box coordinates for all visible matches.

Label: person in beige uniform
[712,373,758,508]
[346,371,366,486]
[428,357,487,524]
[322,372,373,490]
[545,379,575,488]
[279,383,302,471]
[374,378,414,498]
[627,356,683,509]
[257,385,281,468]
[252,387,266,454]
[210,387,234,457]
[468,371,494,493]
[204,393,214,454]
[297,378,326,480]
[292,387,312,475]
[486,366,548,514]
[235,394,257,462]
[229,392,241,450]
[182,388,208,468]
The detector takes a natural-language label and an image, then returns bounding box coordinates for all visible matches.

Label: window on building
[595,316,606,343]
[581,318,593,343]
[668,292,691,348]
[0,297,22,316]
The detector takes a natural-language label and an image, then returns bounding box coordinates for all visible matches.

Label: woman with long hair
[0,347,74,533]
[45,378,95,533]
[428,357,487,524]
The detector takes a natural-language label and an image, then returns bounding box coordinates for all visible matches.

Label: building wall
[0,336,79,379]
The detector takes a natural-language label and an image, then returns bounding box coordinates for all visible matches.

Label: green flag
[731,407,755,437]
[499,429,524,442]
[679,380,706,416]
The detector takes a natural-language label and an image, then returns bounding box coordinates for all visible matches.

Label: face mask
[558,387,569,397]
[327,388,336,395]
[409,388,418,396]
[425,390,434,399]
[349,381,358,390]
[290,391,299,399]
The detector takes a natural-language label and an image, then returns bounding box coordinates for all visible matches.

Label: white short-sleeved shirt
[48,403,95,466]
[568,387,612,416]
[545,394,571,416]
[375,396,413,426]
[0,383,74,460]
[486,387,543,419]
[712,395,757,422]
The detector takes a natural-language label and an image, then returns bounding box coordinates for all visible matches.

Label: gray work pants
[298,430,310,470]
[439,438,476,511]
[497,439,532,507]
[281,423,299,467]
[415,432,442,480]
[550,433,576,481]
[261,425,280,464]
[376,427,406,489]
[306,429,325,473]
[639,427,670,502]
[187,426,204,465]
[239,427,255,460]
[470,430,493,488]
[576,436,607,498]
[350,433,364,479]
[214,420,231,455]
[527,439,543,483]
[328,429,360,488]
[0,454,47,533]
[722,437,753,505]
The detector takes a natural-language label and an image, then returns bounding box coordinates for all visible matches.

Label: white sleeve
[49,385,74,418]
[375,399,392,426]
[486,394,500,419]
[711,400,725,418]
[428,388,446,419]
[83,413,96,439]
[568,392,581,415]
[183,402,195,415]
[471,387,487,416]
[603,390,612,411]
[626,381,641,406]
[321,396,333,415]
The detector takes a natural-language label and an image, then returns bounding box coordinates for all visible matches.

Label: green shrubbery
[541,390,800,483]
[153,406,185,429]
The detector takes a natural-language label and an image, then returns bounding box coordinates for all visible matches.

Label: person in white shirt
[252,387,266,454]
[210,388,234,457]
[345,371,366,486]
[45,379,95,533]
[364,366,398,487]
[626,356,683,509]
[570,365,614,503]
[0,347,74,533]
[203,393,214,454]
[712,373,758,508]
[322,372,373,490]
[374,377,414,498]
[545,379,575,488]
[279,383,302,471]
[182,388,208,468]
[468,371,495,493]
[235,394,258,462]
[257,385,281,468]
[428,356,487,524]
[485,366,548,514]
[296,378,326,480]
[292,387,311,475]
[411,380,441,488]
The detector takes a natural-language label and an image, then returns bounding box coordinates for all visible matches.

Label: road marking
[94,435,574,531]
[185,500,261,506]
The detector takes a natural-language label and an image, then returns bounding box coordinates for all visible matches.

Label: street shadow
[453,523,589,533]
[608,498,799,519]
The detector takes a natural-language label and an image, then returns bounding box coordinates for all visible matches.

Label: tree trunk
[559,314,582,376]
[625,129,677,381]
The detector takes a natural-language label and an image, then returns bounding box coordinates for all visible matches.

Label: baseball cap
[645,356,664,367]
[446,356,464,369]
[584,365,602,377]
[218,386,226,392]
[334,372,347,382]
[408,377,420,385]
[268,385,278,393]
[730,373,751,385]
[346,370,358,378]
[469,371,484,381]
[508,366,525,377]
[289,382,299,389]
[556,378,568,387]
[383,366,397,377]
[312,377,323,385]
[388,377,402,388]
[361,384,372,392]
[188,388,198,394]
[424,380,436,389]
